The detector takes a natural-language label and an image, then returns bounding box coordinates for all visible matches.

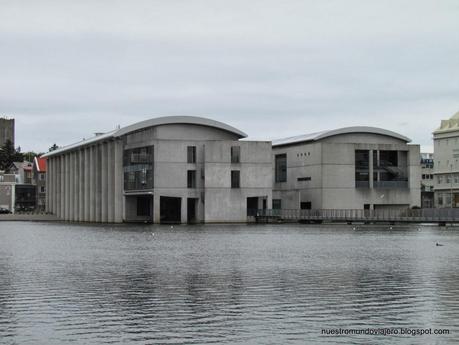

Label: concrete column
[84,147,90,221]
[66,154,71,221]
[78,149,84,221]
[73,151,78,221]
[101,143,108,222]
[153,194,161,224]
[114,140,123,223]
[69,152,74,221]
[53,157,57,215]
[369,150,374,189]
[107,141,114,222]
[89,146,96,222]
[181,197,187,224]
[95,145,101,222]
[60,155,65,219]
[45,158,50,213]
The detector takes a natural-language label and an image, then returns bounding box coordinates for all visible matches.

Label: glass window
[275,154,287,183]
[438,175,443,184]
[273,199,282,210]
[187,170,196,188]
[231,170,240,188]
[231,146,241,163]
[187,146,196,163]
[123,146,154,190]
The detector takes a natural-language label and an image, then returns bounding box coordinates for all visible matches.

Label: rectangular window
[39,173,45,180]
[300,202,312,210]
[231,146,241,163]
[297,177,311,181]
[447,175,451,184]
[273,199,282,210]
[187,170,196,188]
[231,170,240,188]
[40,186,46,193]
[438,175,443,184]
[275,154,287,183]
[187,146,196,163]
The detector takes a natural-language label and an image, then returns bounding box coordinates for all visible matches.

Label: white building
[420,153,434,208]
[433,111,459,208]
[272,127,421,211]
[43,116,272,223]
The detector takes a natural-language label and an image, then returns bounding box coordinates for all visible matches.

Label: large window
[187,146,196,163]
[355,150,369,187]
[187,170,196,188]
[123,146,154,190]
[231,146,241,163]
[273,199,282,210]
[275,154,287,183]
[231,170,240,188]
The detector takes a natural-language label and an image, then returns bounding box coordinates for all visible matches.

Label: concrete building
[33,156,47,211]
[272,127,421,211]
[0,170,36,213]
[433,111,459,208]
[420,153,434,208]
[43,116,272,223]
[0,117,15,146]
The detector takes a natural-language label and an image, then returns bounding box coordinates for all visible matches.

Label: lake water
[1,222,459,344]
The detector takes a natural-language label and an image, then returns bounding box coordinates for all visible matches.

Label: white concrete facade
[433,111,459,208]
[44,116,272,223]
[272,128,421,211]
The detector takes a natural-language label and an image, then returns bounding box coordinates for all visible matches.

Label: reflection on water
[1,222,459,344]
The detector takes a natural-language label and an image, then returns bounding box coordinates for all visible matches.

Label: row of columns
[46,140,124,222]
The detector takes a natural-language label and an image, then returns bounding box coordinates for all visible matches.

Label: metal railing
[373,181,408,189]
[252,208,459,223]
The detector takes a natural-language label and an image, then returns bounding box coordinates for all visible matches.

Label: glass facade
[123,146,154,190]
[275,154,287,183]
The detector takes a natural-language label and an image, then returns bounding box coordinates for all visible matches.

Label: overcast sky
[1,0,458,153]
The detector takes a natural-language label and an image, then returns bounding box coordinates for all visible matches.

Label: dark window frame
[187,146,196,164]
[231,146,241,164]
[231,170,240,188]
[187,170,197,188]
[275,154,287,183]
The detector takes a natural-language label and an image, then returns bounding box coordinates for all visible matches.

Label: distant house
[8,161,33,184]
[33,156,47,211]
[3,161,36,212]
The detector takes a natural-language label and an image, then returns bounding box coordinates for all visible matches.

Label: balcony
[373,181,408,189]
[356,181,369,188]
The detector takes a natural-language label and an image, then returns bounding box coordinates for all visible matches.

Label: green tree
[0,140,24,171]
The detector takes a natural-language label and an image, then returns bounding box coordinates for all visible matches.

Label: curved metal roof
[272,126,411,147]
[43,116,247,157]
[114,116,247,138]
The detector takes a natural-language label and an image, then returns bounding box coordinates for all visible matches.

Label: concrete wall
[433,131,459,207]
[204,141,272,222]
[46,139,123,222]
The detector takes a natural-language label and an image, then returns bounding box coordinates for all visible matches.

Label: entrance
[160,196,181,223]
[125,194,153,223]
[187,198,198,223]
[247,197,259,217]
